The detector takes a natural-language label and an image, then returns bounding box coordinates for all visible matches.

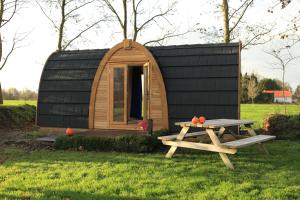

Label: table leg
[217,127,226,138]
[246,126,269,155]
[165,126,189,158]
[206,128,234,169]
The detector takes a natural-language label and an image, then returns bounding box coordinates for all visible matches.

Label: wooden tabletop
[174,119,255,129]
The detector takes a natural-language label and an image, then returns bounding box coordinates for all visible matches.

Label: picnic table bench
[158,119,276,169]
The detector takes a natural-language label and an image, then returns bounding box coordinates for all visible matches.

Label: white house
[263,90,293,103]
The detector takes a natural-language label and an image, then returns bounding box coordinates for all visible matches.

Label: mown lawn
[0,141,299,200]
[2,100,37,106]
[241,104,300,128]
[1,101,300,129]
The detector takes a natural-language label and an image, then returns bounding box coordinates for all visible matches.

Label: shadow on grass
[3,140,299,170]
[1,141,299,199]
[0,188,144,200]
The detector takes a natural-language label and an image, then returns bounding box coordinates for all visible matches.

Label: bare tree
[268,0,299,41]
[265,41,300,112]
[247,78,258,104]
[199,0,273,49]
[0,0,26,104]
[36,0,107,51]
[100,0,189,45]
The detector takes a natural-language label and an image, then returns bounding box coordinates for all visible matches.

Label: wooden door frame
[109,64,128,126]
[89,40,169,130]
[143,62,150,120]
[109,62,150,128]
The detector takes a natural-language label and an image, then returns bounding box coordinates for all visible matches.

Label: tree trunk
[0,33,2,61]
[0,0,4,61]
[0,1,3,104]
[282,69,286,114]
[132,0,138,41]
[0,82,3,104]
[123,0,127,39]
[58,0,66,51]
[222,0,230,43]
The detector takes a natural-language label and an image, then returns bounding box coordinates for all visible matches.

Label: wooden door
[110,64,128,125]
[143,62,150,120]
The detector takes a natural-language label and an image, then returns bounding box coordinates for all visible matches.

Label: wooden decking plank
[222,135,276,148]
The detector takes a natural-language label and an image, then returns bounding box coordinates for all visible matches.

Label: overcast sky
[0,0,299,91]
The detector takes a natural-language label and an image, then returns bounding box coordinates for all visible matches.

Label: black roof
[37,43,240,130]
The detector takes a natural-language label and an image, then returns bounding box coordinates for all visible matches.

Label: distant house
[263,90,293,103]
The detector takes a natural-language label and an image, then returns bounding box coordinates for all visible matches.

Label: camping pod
[37,40,241,132]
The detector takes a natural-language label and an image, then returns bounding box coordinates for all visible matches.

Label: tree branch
[144,29,189,46]
[65,0,94,17]
[137,3,175,33]
[229,0,249,21]
[63,19,105,50]
[103,0,124,29]
[1,0,19,28]
[229,0,254,34]
[35,0,59,30]
[0,32,26,70]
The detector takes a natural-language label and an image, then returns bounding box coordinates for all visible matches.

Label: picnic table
[158,119,276,169]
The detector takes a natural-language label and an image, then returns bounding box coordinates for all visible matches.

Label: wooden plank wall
[94,66,109,128]
[110,47,147,63]
[149,67,164,130]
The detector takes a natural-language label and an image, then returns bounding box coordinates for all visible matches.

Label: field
[2,100,37,106]
[241,104,300,128]
[0,141,299,200]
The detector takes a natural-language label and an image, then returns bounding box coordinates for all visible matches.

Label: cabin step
[158,131,207,141]
[222,135,276,148]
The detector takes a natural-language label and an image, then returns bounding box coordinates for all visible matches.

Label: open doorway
[128,66,143,123]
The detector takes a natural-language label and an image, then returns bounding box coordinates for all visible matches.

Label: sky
[0,0,299,91]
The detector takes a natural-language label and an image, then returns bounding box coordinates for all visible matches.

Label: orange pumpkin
[191,116,199,124]
[199,116,206,124]
[66,128,75,136]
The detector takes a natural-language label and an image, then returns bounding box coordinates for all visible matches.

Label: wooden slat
[175,119,255,128]
[158,131,207,141]
[222,135,276,148]
[162,140,237,154]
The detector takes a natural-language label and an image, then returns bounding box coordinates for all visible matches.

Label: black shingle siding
[37,49,108,128]
[149,43,240,132]
[37,43,240,130]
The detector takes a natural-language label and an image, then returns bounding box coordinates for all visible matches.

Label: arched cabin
[37,40,241,132]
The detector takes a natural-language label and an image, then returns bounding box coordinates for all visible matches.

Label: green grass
[1,101,299,129]
[2,100,37,106]
[241,104,300,128]
[0,141,299,200]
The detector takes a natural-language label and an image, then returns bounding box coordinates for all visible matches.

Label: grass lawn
[2,100,37,106]
[0,141,299,200]
[241,104,300,128]
[1,101,299,129]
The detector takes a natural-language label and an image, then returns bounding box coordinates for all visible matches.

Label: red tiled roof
[274,91,292,97]
[263,90,292,97]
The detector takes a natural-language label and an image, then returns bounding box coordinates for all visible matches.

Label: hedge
[54,129,169,153]
[263,113,300,139]
[0,104,36,129]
